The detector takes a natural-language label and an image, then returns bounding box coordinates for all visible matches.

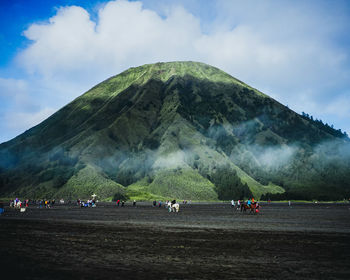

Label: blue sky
[1,0,350,143]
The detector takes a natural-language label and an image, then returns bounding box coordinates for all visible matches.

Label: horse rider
[247,198,252,208]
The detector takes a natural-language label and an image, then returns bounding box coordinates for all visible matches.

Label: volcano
[1,61,349,201]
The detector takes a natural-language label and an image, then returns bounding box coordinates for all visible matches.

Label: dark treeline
[210,164,252,200]
[301,112,349,140]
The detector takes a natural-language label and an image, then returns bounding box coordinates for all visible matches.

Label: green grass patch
[148,168,218,201]
[55,164,126,200]
[125,168,219,201]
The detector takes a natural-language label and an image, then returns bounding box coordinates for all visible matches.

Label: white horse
[13,200,22,209]
[171,203,180,213]
[166,202,179,212]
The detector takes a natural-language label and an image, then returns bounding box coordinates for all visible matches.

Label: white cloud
[18,0,349,93]
[21,6,97,76]
[18,1,202,84]
[20,0,300,90]
[153,150,186,169]
[324,94,350,119]
[254,145,297,169]
[0,78,32,110]
[0,78,28,97]
[3,107,56,131]
[0,0,349,142]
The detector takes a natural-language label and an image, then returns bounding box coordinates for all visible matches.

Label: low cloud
[153,150,187,170]
[250,145,297,169]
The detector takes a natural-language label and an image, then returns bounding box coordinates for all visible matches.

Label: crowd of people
[9,198,57,209]
[3,196,263,215]
[77,199,96,207]
[231,198,260,213]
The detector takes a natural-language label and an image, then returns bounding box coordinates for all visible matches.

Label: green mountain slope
[0,61,349,201]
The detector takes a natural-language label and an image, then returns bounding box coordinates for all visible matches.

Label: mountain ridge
[1,61,349,201]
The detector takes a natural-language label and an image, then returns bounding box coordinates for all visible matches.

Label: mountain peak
[127,61,254,88]
[1,61,349,201]
[86,61,266,102]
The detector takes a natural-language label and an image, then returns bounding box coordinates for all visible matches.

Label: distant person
[288,200,291,207]
[255,201,260,213]
[231,200,235,208]
[117,199,120,207]
[153,200,156,207]
[0,202,4,215]
[121,201,125,207]
[158,201,162,208]
[237,200,241,210]
[133,200,136,207]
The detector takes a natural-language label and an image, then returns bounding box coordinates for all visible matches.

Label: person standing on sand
[0,202,4,215]
[255,201,260,213]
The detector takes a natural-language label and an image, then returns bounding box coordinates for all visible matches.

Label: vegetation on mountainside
[210,164,252,200]
[301,112,349,140]
[147,168,218,200]
[0,61,349,201]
